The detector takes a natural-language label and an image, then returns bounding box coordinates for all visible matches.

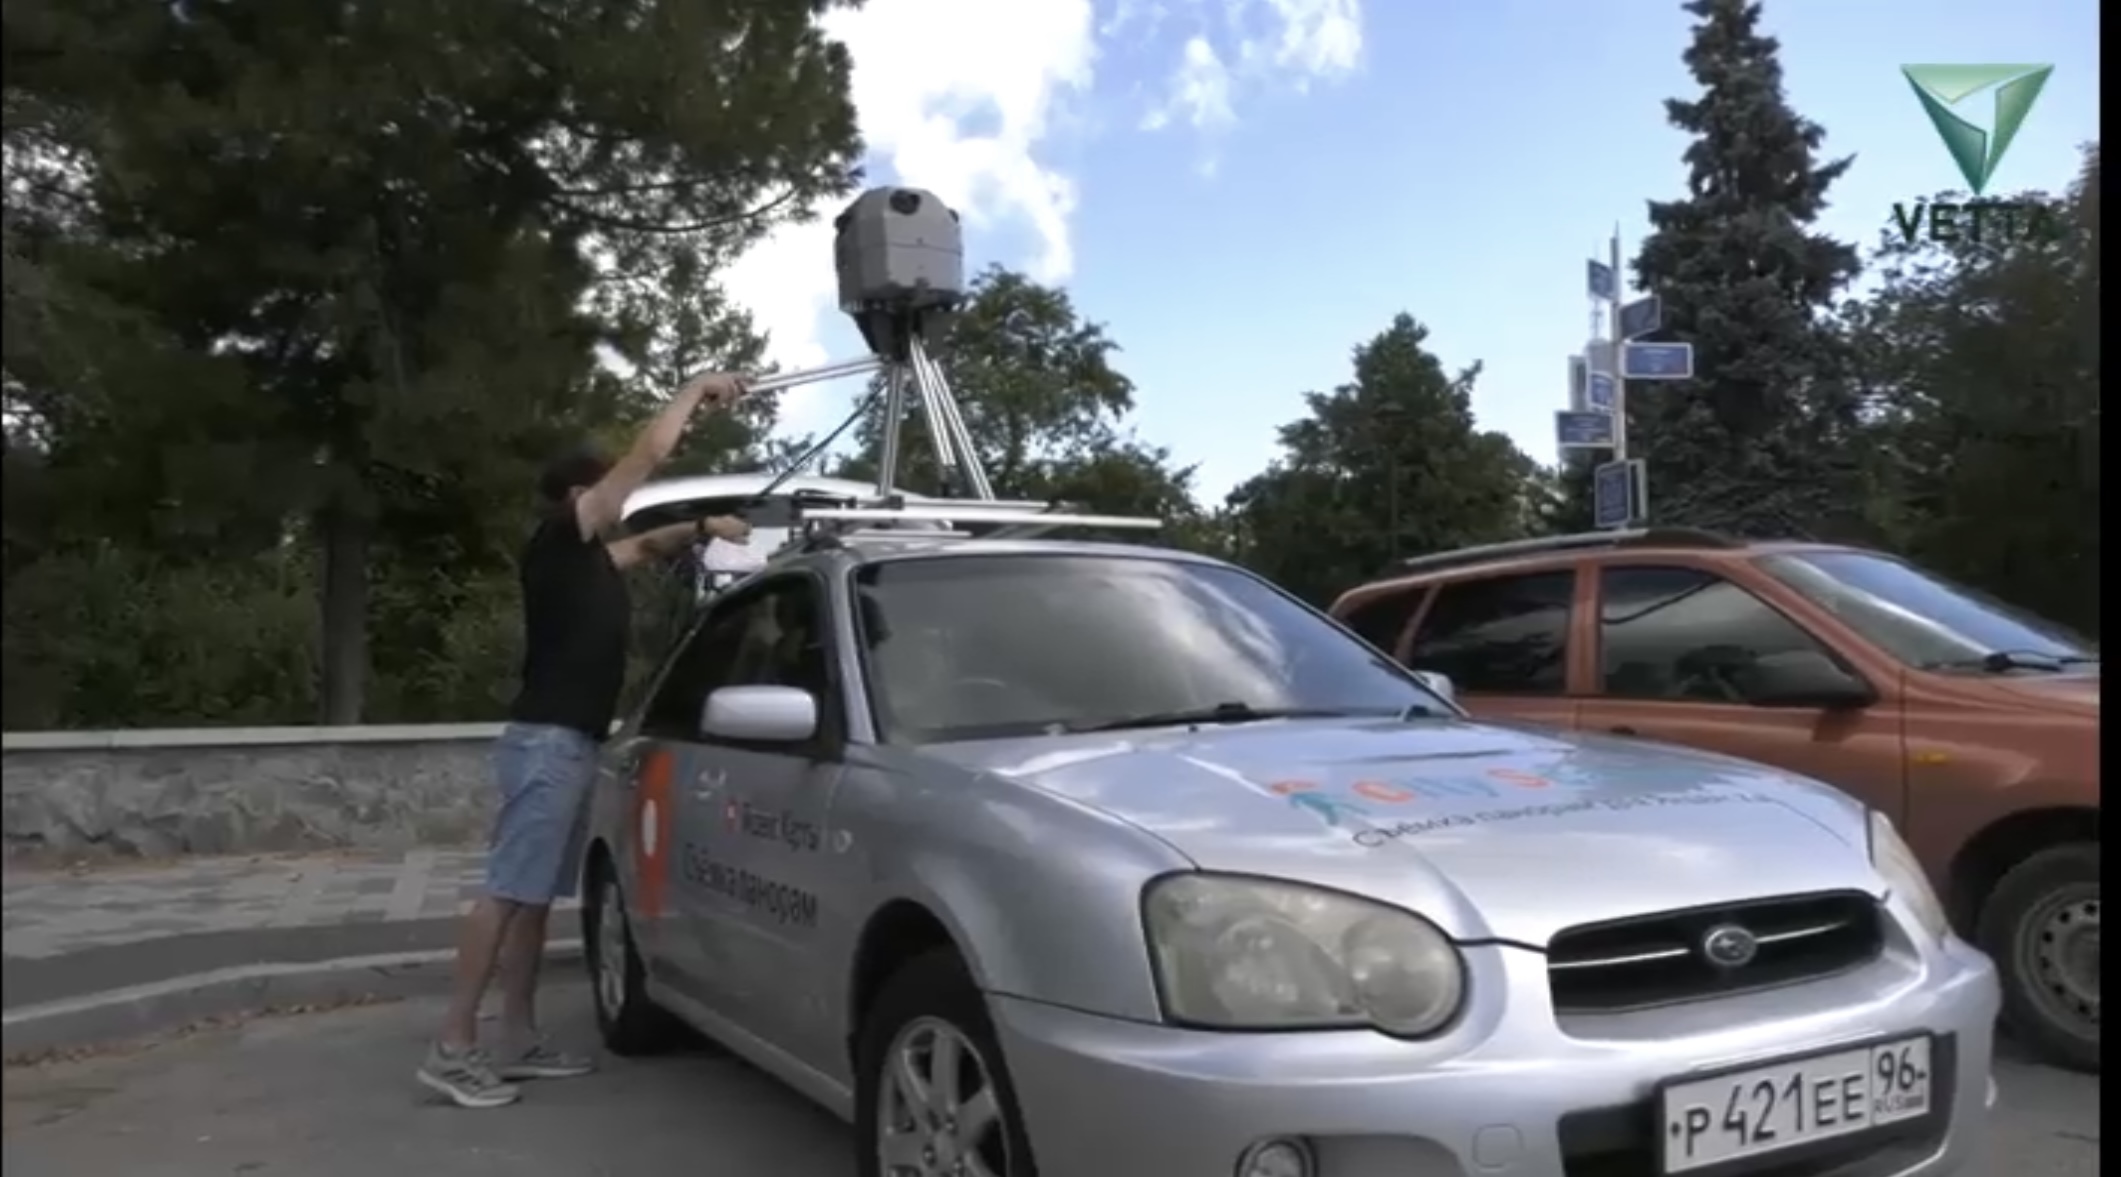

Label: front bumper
[991,935,1999,1177]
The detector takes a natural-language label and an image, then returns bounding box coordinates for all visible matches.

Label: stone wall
[2,725,506,862]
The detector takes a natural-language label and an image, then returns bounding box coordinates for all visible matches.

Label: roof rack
[794,497,1161,544]
[1386,527,1739,578]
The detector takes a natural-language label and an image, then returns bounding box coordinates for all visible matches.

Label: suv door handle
[1608,725,1638,736]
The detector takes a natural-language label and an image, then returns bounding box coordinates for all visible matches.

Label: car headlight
[1142,873,1465,1036]
[1869,810,1950,941]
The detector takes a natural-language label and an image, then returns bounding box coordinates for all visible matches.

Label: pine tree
[1231,314,1533,604]
[1624,0,1863,538]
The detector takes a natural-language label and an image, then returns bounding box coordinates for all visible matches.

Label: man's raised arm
[571,371,748,542]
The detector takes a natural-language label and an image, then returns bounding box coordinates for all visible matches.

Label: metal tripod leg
[909,334,996,500]
[906,353,963,492]
[875,362,909,501]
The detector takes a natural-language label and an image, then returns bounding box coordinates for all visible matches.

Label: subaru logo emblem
[1700,924,1760,969]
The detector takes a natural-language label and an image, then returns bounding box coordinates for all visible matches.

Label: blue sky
[728,0,2101,504]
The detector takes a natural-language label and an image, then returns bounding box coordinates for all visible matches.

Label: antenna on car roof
[719,185,1162,546]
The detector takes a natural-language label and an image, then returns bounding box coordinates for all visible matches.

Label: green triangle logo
[1901,64,2054,196]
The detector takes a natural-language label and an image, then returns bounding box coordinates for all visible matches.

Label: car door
[1403,569,1582,728]
[1575,563,1906,811]
[677,572,855,1058]
[622,596,757,1013]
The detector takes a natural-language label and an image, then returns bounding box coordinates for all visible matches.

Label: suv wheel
[855,950,1039,1177]
[582,858,678,1055]
[1977,842,2100,1073]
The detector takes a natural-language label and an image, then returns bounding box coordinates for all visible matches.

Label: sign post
[1593,458,1648,529]
[1555,410,1617,449]
[1565,230,1696,528]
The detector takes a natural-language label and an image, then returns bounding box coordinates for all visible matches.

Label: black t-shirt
[507,510,632,739]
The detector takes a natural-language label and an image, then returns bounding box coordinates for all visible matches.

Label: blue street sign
[1556,410,1616,449]
[1618,294,1662,340]
[1586,259,1616,302]
[1622,341,1694,380]
[1586,370,1617,412]
[1593,459,1646,529]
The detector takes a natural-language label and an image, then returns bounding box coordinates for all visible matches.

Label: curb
[2,939,584,1059]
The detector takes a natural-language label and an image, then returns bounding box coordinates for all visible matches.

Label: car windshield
[852,553,1453,742]
[1758,550,2097,672]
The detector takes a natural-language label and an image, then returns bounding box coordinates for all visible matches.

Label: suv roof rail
[1386,527,1741,578]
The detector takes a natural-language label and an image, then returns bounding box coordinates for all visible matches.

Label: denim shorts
[486,722,600,905]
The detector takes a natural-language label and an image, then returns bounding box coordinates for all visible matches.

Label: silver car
[582,524,2000,1177]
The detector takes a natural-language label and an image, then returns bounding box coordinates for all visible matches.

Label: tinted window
[853,555,1451,743]
[1759,551,2096,670]
[1406,572,1573,695]
[1338,586,1426,655]
[641,577,833,739]
[1599,566,1836,702]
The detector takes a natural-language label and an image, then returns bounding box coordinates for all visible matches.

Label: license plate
[1659,1035,1935,1174]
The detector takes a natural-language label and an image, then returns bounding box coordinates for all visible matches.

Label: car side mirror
[1734,650,1875,710]
[1411,669,1457,705]
[701,685,818,743]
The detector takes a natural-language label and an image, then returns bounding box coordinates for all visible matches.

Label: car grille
[1548,891,1885,1014]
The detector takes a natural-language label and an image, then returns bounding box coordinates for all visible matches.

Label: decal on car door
[635,748,676,919]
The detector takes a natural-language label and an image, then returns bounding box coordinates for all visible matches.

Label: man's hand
[681,371,748,413]
[700,515,752,544]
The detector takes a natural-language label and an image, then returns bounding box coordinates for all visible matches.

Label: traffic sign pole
[1609,228,1628,463]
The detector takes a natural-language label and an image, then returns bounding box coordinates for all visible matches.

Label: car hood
[1983,672,2100,716]
[929,718,1877,946]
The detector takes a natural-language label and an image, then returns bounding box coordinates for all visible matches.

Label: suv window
[1598,566,1838,702]
[641,576,834,740]
[1339,586,1426,655]
[1406,572,1573,695]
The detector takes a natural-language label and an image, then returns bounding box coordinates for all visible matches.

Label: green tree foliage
[1601,0,1867,538]
[3,0,860,723]
[1841,145,2101,635]
[1226,314,1536,605]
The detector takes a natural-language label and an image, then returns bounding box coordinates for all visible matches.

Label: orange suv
[1331,528,2100,1072]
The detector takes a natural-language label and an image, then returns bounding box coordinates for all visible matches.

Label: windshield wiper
[1932,649,2089,673]
[1069,702,1394,734]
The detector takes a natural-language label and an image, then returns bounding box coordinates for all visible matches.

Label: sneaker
[416,1043,522,1109]
[492,1038,596,1081]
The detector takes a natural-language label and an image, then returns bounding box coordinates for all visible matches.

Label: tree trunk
[315,497,372,725]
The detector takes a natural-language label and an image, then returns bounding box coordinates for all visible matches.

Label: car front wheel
[1978,841,2100,1073]
[582,857,678,1056]
[855,950,1040,1177]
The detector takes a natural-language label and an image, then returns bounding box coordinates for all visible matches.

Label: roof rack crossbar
[1387,527,1738,577]
[799,505,1162,531]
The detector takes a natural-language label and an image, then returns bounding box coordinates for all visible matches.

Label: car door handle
[1608,725,1638,736]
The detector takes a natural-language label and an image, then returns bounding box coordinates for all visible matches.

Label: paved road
[0,981,2099,1177]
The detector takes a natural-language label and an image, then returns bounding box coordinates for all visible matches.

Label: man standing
[417,371,752,1108]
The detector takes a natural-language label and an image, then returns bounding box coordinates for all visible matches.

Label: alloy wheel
[594,876,630,1018]
[875,1016,1014,1177]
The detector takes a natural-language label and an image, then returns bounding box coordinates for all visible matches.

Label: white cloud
[722,0,1364,434]
[1251,0,1363,78]
[1141,37,1234,134]
[1145,0,1363,131]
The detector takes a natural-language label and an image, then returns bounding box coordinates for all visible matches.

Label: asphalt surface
[0,980,2100,1177]
[3,919,466,1010]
